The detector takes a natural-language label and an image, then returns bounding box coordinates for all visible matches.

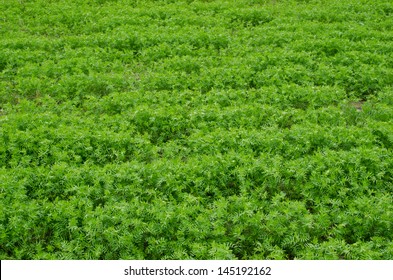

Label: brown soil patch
[350,100,365,111]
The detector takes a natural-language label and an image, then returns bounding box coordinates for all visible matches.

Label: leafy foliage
[1,0,393,259]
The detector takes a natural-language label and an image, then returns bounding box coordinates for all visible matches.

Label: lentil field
[1,0,393,259]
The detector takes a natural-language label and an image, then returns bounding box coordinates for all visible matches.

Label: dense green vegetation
[1,0,393,259]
